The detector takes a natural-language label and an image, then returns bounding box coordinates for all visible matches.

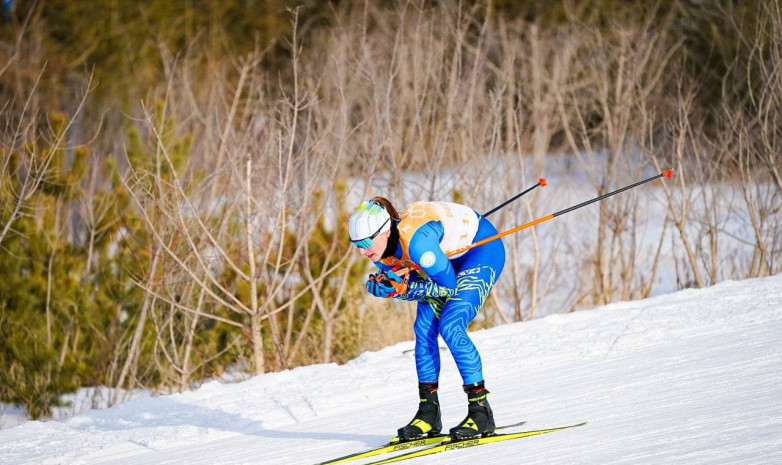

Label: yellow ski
[315,421,527,465]
[366,422,587,465]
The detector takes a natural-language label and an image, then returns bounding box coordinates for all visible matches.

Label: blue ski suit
[374,201,505,385]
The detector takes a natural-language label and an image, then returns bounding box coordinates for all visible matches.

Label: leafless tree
[557,11,681,303]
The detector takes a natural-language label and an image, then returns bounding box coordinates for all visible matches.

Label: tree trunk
[250,311,265,375]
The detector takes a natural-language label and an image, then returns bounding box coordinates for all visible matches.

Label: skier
[348,197,505,441]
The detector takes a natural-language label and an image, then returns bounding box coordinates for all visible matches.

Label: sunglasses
[350,217,390,249]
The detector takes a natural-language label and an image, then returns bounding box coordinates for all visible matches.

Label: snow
[1,274,781,464]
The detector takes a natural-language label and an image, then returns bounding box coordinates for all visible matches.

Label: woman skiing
[347,197,505,441]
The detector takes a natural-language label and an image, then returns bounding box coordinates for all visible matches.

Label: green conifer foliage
[0,114,88,418]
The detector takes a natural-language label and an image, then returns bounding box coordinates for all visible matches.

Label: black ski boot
[397,382,442,441]
[449,381,495,440]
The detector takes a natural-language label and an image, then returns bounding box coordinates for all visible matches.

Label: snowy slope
[1,275,781,465]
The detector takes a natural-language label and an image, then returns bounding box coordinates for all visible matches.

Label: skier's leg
[398,299,445,440]
[440,230,504,439]
[438,255,503,384]
[413,299,443,383]
[437,295,484,383]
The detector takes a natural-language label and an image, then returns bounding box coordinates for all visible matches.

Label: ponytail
[371,196,400,221]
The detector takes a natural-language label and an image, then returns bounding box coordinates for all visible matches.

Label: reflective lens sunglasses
[350,217,390,249]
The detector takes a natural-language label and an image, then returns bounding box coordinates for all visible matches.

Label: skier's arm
[393,221,457,301]
[392,273,456,301]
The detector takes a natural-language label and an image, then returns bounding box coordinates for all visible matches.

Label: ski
[365,421,587,465]
[315,420,527,465]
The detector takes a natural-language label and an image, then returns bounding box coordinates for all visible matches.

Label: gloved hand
[365,269,409,298]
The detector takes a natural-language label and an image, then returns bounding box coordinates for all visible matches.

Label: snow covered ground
[1,274,781,464]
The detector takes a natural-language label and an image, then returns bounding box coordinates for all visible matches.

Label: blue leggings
[413,218,505,385]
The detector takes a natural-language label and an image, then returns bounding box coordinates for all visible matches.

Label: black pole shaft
[393,170,672,276]
[551,171,668,218]
[483,181,544,218]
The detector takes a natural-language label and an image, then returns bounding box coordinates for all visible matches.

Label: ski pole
[395,170,673,276]
[482,178,547,218]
